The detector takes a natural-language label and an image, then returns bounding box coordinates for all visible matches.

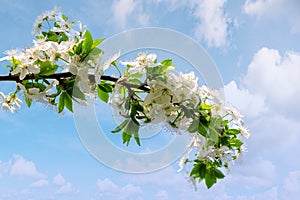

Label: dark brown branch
[0,72,150,91]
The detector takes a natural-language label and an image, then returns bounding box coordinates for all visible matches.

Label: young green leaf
[64,92,73,112]
[198,122,207,137]
[97,86,109,103]
[24,96,32,108]
[208,127,219,144]
[205,169,217,189]
[39,61,59,76]
[227,129,241,135]
[98,82,114,93]
[200,104,214,110]
[58,92,65,113]
[122,132,132,146]
[123,119,140,146]
[82,30,93,56]
[111,119,130,133]
[212,168,225,179]
[91,39,104,49]
[188,118,199,133]
[71,84,86,100]
[160,59,172,66]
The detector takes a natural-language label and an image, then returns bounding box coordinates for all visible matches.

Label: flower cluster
[0,8,117,113]
[0,9,249,189]
[108,53,249,189]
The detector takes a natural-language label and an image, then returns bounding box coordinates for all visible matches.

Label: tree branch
[0,72,150,91]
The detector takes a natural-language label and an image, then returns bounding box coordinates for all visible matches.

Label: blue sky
[1,0,300,199]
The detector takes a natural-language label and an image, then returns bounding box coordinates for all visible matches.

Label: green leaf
[98,82,114,93]
[122,132,132,146]
[200,104,214,110]
[58,92,65,113]
[24,95,32,108]
[205,169,217,189]
[212,168,225,179]
[198,122,207,137]
[71,84,86,100]
[74,41,83,55]
[146,64,170,78]
[82,30,93,55]
[123,119,140,146]
[62,14,68,21]
[134,136,141,146]
[111,119,130,133]
[60,32,68,42]
[228,138,243,149]
[198,163,207,179]
[86,48,103,61]
[191,162,206,180]
[227,129,241,135]
[188,118,198,133]
[97,86,109,103]
[129,72,143,79]
[64,92,73,112]
[208,127,219,144]
[91,39,104,49]
[39,61,59,76]
[160,59,172,66]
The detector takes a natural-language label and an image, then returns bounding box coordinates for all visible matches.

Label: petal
[11,67,21,75]
[0,92,6,101]
[28,88,40,94]
[20,69,28,80]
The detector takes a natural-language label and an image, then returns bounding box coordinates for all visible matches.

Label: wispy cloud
[243,0,300,33]
[53,173,79,195]
[30,179,49,188]
[192,0,231,47]
[10,154,45,179]
[96,178,143,199]
[111,0,149,30]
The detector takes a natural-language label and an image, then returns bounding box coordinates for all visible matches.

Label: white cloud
[231,157,277,189]
[243,0,300,33]
[224,81,266,118]
[243,47,300,118]
[235,170,300,199]
[10,154,45,179]
[53,173,66,186]
[56,182,78,195]
[96,178,143,199]
[53,173,78,195]
[97,178,118,192]
[110,0,231,47]
[111,0,149,29]
[243,0,275,17]
[30,179,48,188]
[281,170,300,199]
[192,0,230,47]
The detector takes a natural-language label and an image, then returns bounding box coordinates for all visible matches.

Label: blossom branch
[0,72,150,91]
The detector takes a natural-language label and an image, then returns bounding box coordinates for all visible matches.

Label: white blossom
[0,92,22,113]
[94,51,120,84]
[226,106,244,125]
[120,52,158,74]
[239,126,250,139]
[177,155,188,172]
[32,7,60,35]
[11,63,40,80]
[17,81,58,104]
